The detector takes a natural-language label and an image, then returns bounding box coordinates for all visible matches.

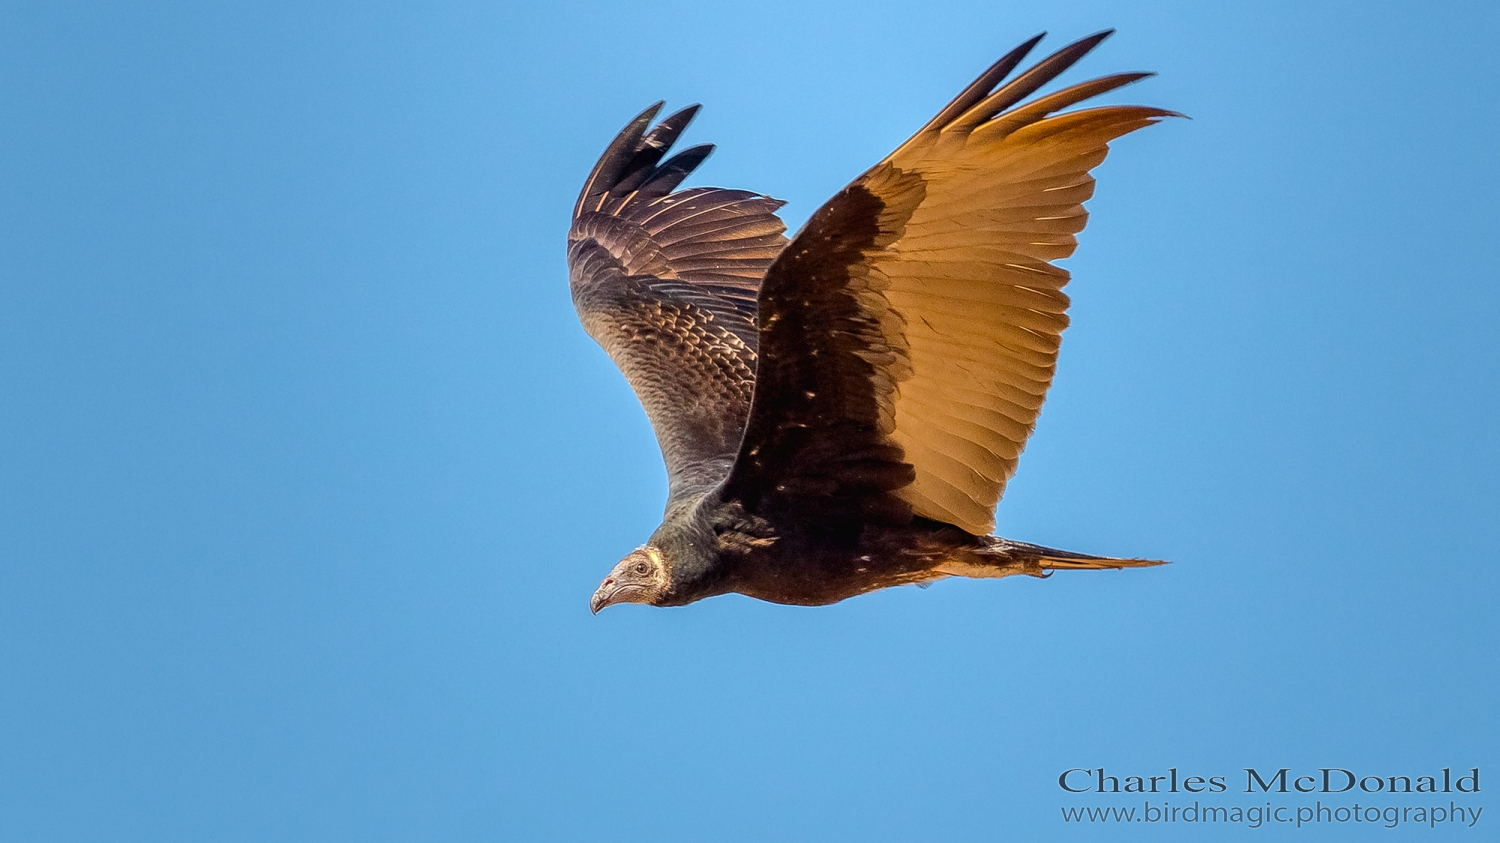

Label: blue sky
[2,0,1496,840]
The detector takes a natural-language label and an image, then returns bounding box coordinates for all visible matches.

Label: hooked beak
[589,583,611,614]
[590,577,645,614]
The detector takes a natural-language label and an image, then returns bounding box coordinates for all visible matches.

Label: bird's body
[641,490,1169,607]
[569,32,1174,611]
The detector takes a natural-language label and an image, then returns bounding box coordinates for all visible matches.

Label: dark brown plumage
[569,31,1174,611]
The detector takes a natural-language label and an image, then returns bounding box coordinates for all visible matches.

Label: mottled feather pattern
[568,105,788,503]
[571,256,757,497]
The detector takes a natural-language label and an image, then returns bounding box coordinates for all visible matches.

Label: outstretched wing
[569,104,788,503]
[724,31,1175,535]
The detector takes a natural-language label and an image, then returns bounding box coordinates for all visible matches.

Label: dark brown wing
[723,32,1176,535]
[569,104,788,503]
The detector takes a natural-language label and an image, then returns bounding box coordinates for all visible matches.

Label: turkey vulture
[569,31,1173,612]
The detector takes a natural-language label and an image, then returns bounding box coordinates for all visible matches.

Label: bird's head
[590,545,670,613]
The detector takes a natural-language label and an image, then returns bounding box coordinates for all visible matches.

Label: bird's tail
[934,537,1167,580]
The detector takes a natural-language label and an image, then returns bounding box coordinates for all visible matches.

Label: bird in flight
[569,31,1173,612]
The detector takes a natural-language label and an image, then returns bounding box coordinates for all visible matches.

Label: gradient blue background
[2,0,1496,839]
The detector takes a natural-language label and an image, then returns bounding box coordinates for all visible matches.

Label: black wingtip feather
[643,104,701,150]
[574,102,665,216]
[607,105,699,197]
[580,104,720,217]
[947,30,1120,132]
[615,105,703,194]
[921,33,1047,135]
[634,143,715,202]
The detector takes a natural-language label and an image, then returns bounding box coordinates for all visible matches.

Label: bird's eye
[633,562,649,575]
